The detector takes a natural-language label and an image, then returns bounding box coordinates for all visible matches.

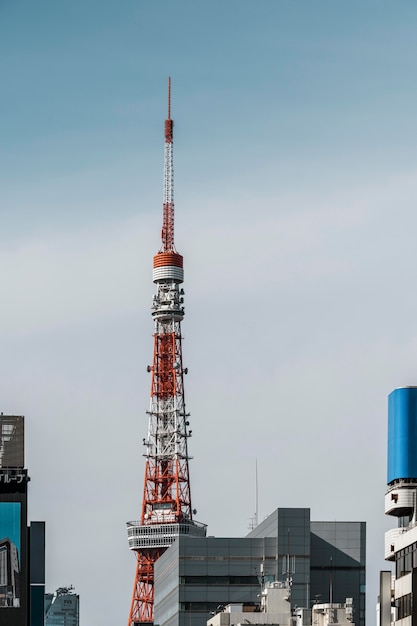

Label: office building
[0,415,46,626]
[0,415,30,625]
[45,587,79,626]
[154,507,365,626]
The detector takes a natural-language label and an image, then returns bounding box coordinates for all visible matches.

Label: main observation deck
[127,519,207,550]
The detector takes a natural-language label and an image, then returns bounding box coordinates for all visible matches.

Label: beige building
[207,581,292,626]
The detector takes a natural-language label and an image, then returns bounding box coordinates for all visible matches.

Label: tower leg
[128,552,155,625]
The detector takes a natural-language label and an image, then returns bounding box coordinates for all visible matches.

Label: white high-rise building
[379,387,417,626]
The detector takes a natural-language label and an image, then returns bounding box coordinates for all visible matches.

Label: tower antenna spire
[127,79,206,626]
[167,76,171,120]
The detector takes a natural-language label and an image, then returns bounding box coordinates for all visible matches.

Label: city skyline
[2,2,417,625]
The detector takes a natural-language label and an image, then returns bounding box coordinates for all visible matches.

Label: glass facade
[154,508,366,626]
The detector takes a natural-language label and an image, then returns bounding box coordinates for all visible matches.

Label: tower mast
[127,78,206,626]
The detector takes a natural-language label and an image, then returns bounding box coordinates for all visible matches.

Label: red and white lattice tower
[127,78,206,626]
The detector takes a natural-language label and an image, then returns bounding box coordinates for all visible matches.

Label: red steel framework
[127,79,206,626]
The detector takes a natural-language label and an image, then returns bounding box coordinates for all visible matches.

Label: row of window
[395,593,412,620]
[395,542,417,578]
[310,566,365,571]
[187,555,278,561]
[180,602,257,613]
[179,575,259,586]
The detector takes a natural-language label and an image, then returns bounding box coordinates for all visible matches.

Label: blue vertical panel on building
[388,387,417,484]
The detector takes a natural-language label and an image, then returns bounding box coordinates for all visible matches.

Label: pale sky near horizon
[2,2,417,625]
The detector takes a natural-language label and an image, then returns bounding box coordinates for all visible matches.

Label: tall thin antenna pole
[162,76,174,251]
[329,556,333,604]
[255,459,259,528]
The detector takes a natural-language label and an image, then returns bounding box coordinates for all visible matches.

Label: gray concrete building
[154,508,365,626]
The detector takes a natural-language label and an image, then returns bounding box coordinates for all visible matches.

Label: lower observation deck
[127,520,207,550]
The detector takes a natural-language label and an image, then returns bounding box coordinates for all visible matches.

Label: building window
[395,593,412,620]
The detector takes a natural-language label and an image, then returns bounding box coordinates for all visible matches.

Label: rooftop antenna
[282,529,295,587]
[254,459,259,528]
[329,556,333,604]
[248,460,259,531]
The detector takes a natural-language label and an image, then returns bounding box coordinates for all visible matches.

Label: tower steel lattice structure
[127,79,206,626]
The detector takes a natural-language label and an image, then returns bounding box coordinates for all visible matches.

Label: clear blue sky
[2,2,417,625]
[3,2,417,233]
